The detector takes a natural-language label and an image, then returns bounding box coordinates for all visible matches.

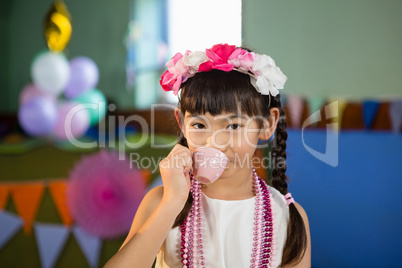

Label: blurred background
[0,0,401,267]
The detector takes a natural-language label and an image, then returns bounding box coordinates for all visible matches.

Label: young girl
[106,44,311,268]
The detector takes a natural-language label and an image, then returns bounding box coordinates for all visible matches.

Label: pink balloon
[53,102,90,140]
[19,83,56,105]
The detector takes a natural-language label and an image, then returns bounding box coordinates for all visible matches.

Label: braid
[270,95,308,266]
[271,104,288,194]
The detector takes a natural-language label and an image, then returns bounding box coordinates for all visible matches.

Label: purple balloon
[18,96,58,136]
[53,102,90,140]
[64,57,99,99]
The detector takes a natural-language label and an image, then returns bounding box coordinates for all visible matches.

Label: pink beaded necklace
[180,168,275,268]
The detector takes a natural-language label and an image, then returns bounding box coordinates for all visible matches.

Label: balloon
[31,51,70,95]
[74,89,107,126]
[18,97,58,136]
[44,0,72,52]
[19,83,56,105]
[64,57,99,99]
[53,102,90,140]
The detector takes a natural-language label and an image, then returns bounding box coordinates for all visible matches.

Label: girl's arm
[105,144,193,268]
[283,202,312,268]
[104,185,183,267]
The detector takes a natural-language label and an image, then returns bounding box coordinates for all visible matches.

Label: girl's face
[175,108,278,176]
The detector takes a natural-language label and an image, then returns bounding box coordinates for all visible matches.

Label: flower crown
[160,43,287,96]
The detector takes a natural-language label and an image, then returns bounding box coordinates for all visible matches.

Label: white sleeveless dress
[155,185,289,268]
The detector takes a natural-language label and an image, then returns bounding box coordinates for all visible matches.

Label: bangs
[179,70,269,119]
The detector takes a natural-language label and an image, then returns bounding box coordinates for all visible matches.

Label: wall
[242,0,402,101]
[0,0,132,113]
[4,1,401,114]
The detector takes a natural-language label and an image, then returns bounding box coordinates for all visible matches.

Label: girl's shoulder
[266,185,288,209]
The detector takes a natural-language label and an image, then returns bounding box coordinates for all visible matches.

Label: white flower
[250,54,287,96]
[183,51,209,74]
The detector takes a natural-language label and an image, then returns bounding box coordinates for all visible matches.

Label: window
[127,0,242,109]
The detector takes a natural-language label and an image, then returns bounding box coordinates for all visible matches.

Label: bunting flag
[287,95,304,128]
[0,185,9,209]
[254,148,268,180]
[328,99,347,131]
[72,225,102,268]
[280,94,287,107]
[363,100,380,130]
[10,182,45,234]
[48,181,73,227]
[390,100,402,133]
[0,210,24,250]
[307,97,326,127]
[34,223,70,268]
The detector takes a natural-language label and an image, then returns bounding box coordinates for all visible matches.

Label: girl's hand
[159,144,193,206]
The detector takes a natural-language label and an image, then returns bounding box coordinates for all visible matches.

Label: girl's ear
[174,108,185,134]
[259,108,280,140]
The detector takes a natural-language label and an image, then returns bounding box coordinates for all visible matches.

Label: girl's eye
[227,124,242,130]
[192,123,206,129]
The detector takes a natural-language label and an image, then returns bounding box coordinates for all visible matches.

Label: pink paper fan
[67,150,146,239]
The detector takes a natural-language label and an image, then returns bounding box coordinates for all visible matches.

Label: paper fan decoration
[67,150,146,239]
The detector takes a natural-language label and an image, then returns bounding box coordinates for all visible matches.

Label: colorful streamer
[390,100,402,133]
[10,183,45,234]
[72,226,102,267]
[34,223,70,268]
[0,210,23,250]
[363,100,380,130]
[49,181,73,227]
[287,95,304,128]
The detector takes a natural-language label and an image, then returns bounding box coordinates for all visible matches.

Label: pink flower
[228,48,255,72]
[160,52,186,95]
[183,51,208,76]
[166,52,184,70]
[67,150,146,239]
[160,70,182,95]
[159,43,287,96]
[199,44,236,72]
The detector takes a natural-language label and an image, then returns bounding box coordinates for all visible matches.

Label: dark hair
[172,69,307,266]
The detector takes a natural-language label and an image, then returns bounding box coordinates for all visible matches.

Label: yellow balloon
[44,0,72,52]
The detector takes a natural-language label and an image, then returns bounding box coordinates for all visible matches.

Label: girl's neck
[201,167,255,200]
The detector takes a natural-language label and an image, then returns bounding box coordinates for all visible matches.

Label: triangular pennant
[390,100,402,133]
[0,210,24,250]
[337,99,347,129]
[48,181,73,227]
[0,185,9,209]
[72,225,102,268]
[254,148,268,180]
[307,97,325,126]
[10,182,45,234]
[34,223,70,268]
[328,98,347,131]
[287,95,303,128]
[280,94,287,107]
[363,100,380,130]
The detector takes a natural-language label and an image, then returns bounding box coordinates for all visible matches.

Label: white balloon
[31,51,70,95]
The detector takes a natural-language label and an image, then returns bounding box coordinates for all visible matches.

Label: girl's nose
[205,132,229,150]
